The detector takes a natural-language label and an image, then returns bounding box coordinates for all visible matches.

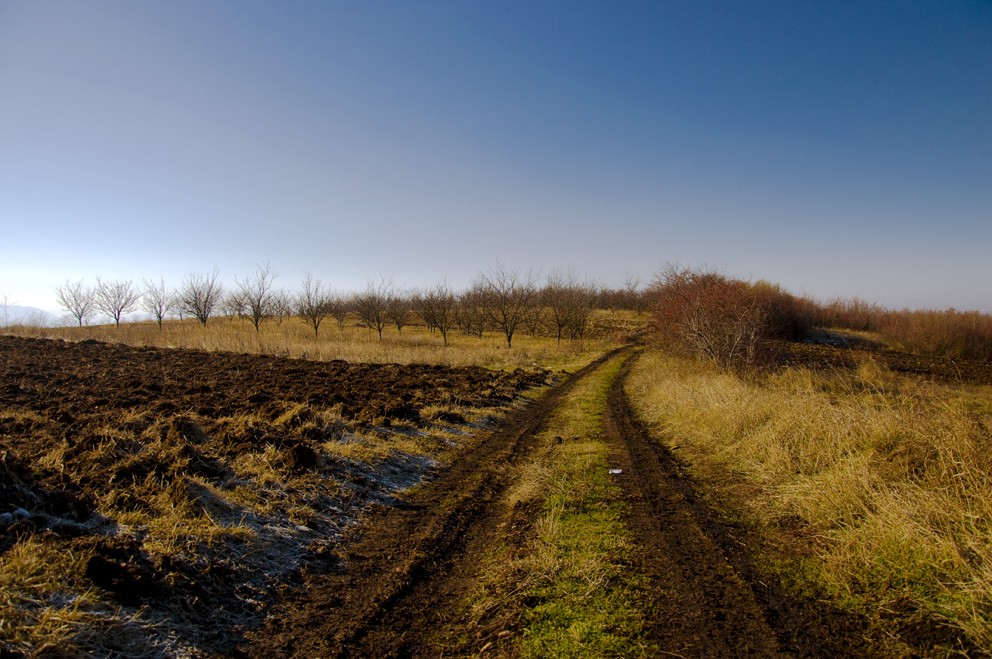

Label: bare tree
[354,279,391,340]
[55,279,95,327]
[567,283,597,345]
[329,294,350,330]
[1,292,15,329]
[455,285,487,338]
[544,269,597,345]
[270,291,293,326]
[236,262,277,332]
[295,272,331,338]
[179,269,224,326]
[478,263,537,348]
[412,290,435,334]
[142,278,174,330]
[477,264,538,348]
[220,290,246,322]
[385,290,411,334]
[414,282,457,345]
[94,278,140,328]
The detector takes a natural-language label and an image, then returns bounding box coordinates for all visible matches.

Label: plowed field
[0,336,548,656]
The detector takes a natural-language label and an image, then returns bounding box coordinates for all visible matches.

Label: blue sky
[1,1,990,313]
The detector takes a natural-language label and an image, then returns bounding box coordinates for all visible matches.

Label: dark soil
[243,349,623,657]
[0,335,549,656]
[781,339,992,386]
[245,349,888,658]
[4,334,968,656]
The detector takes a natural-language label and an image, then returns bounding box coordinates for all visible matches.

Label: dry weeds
[626,350,992,653]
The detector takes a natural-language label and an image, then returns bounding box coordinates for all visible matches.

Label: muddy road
[247,350,870,657]
[244,349,622,657]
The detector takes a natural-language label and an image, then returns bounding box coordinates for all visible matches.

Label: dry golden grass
[0,537,174,657]
[9,310,640,372]
[626,350,992,652]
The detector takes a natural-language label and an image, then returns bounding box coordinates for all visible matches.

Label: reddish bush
[879,309,992,362]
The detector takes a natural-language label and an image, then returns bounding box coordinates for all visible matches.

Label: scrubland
[627,348,992,653]
[5,262,992,655]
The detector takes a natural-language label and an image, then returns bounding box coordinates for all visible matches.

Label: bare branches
[142,278,174,330]
[178,268,224,326]
[95,278,140,328]
[543,269,596,345]
[650,265,766,372]
[236,262,277,333]
[477,264,538,348]
[55,279,94,327]
[295,272,332,339]
[385,290,411,334]
[354,279,391,340]
[413,282,456,345]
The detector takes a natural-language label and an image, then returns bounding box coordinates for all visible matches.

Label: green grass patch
[451,353,658,657]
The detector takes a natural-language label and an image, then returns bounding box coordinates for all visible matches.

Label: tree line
[54,264,648,348]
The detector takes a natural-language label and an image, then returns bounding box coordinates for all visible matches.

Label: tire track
[604,352,872,657]
[244,347,629,658]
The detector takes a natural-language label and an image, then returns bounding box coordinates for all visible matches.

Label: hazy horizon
[2,2,990,313]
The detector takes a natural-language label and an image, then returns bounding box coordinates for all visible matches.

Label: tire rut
[244,347,629,658]
[605,352,873,657]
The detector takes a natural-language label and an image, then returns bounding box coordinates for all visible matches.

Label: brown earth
[4,334,973,656]
[781,337,992,386]
[245,349,884,658]
[243,349,623,657]
[0,336,548,656]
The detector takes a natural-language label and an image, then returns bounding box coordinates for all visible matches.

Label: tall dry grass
[626,351,992,652]
[6,312,632,372]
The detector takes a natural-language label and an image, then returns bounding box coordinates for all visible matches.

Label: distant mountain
[2,305,58,327]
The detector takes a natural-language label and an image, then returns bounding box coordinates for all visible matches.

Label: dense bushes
[877,309,992,362]
[814,298,992,362]
[648,266,814,372]
[650,265,992,368]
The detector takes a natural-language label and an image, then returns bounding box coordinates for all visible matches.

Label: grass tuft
[626,350,992,652]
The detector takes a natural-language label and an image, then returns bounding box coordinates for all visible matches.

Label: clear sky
[1,1,990,313]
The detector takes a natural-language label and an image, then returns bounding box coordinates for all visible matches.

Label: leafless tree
[544,269,597,345]
[455,285,488,338]
[328,294,350,330]
[55,279,95,327]
[1,292,14,329]
[296,272,332,338]
[385,290,411,334]
[94,278,140,328]
[414,282,457,345]
[236,262,277,332]
[477,264,538,348]
[142,278,174,330]
[220,290,246,322]
[178,268,224,326]
[354,279,391,340]
[623,274,644,311]
[270,291,293,326]
[598,275,647,312]
[567,284,597,345]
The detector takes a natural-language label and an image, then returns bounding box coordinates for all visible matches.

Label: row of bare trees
[54,264,627,346]
[56,270,227,329]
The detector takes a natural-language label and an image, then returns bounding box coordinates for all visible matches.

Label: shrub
[648,266,812,372]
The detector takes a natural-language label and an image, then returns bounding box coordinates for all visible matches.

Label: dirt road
[246,350,869,657]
